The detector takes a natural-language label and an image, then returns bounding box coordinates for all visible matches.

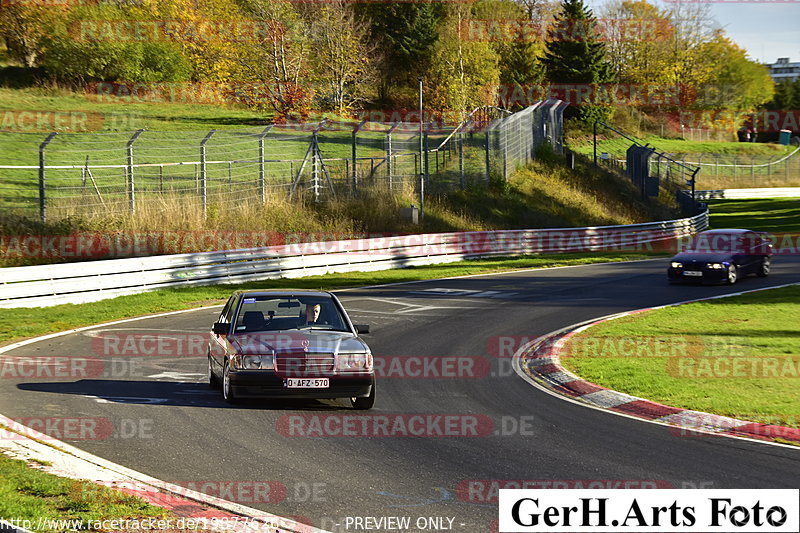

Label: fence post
[386,122,399,191]
[312,132,320,203]
[484,128,491,188]
[159,165,164,192]
[258,125,272,204]
[351,119,366,195]
[502,124,508,180]
[750,156,755,186]
[200,129,216,217]
[423,129,429,184]
[458,129,465,190]
[126,129,144,213]
[38,132,58,223]
[593,120,598,166]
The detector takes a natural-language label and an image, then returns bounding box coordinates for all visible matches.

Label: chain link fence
[0,101,567,222]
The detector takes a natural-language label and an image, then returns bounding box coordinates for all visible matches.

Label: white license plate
[285,378,329,388]
[683,271,703,277]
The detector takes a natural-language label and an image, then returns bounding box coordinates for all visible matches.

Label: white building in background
[766,58,800,83]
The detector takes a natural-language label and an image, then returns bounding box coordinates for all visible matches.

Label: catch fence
[0,101,567,222]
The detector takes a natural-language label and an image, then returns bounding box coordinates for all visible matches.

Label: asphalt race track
[2,257,799,532]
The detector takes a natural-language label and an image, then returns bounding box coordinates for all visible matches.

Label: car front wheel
[350,379,376,410]
[223,361,240,404]
[726,264,738,285]
[757,256,770,277]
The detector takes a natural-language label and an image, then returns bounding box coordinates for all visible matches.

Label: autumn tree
[307,1,376,115]
[602,0,674,87]
[692,32,774,112]
[142,0,242,82]
[0,1,67,67]
[427,0,500,113]
[232,0,312,121]
[473,0,545,109]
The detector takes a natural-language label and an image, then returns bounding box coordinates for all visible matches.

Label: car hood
[229,330,369,355]
[670,252,734,263]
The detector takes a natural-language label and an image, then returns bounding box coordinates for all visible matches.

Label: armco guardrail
[0,212,707,308]
[692,187,800,200]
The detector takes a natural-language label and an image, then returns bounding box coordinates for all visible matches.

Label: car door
[210,295,237,370]
[740,232,760,274]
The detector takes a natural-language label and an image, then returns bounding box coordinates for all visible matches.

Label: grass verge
[0,452,168,532]
[708,198,800,233]
[560,285,800,428]
[0,253,663,345]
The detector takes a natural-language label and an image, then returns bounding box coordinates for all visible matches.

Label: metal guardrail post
[38,132,58,223]
[126,129,144,213]
[258,125,272,204]
[200,130,216,216]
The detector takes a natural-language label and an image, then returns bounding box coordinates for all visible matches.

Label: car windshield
[233,295,349,333]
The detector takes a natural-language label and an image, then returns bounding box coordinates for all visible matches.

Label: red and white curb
[513,282,800,447]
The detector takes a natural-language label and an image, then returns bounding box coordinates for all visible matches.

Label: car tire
[222,361,240,404]
[208,356,220,389]
[757,256,770,277]
[726,264,738,285]
[350,379,375,410]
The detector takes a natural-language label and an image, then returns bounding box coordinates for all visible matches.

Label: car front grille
[276,352,334,376]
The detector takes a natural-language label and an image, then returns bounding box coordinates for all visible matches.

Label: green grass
[708,198,800,233]
[570,135,793,158]
[0,452,169,532]
[561,286,800,428]
[0,86,429,214]
[0,253,662,345]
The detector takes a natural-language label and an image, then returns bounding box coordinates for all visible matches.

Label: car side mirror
[355,324,370,335]
[212,322,230,335]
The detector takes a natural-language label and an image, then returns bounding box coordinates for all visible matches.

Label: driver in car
[301,303,322,325]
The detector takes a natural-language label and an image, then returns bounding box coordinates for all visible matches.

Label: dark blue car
[667,229,772,285]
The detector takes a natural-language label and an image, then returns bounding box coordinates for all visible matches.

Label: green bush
[41,6,190,83]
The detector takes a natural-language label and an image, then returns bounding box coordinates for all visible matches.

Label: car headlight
[337,353,372,371]
[708,263,724,269]
[671,262,683,268]
[233,354,275,370]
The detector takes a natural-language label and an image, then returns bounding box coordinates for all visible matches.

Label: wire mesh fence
[0,101,567,221]
[592,122,800,192]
